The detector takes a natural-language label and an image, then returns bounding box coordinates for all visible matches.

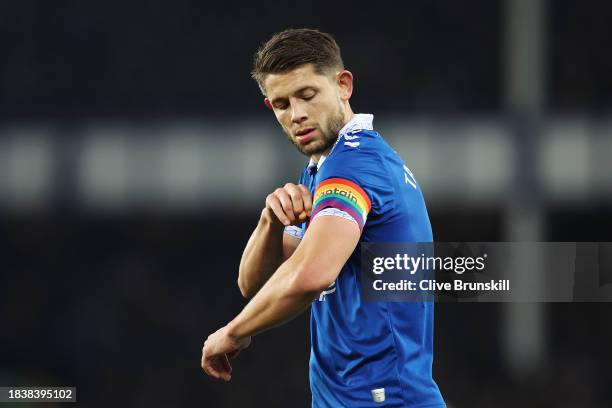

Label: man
[201,28,445,407]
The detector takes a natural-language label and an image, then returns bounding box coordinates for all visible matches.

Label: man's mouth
[295,127,316,144]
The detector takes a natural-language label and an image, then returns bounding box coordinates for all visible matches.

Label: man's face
[263,64,346,157]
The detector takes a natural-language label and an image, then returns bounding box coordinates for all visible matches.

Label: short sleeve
[283,225,304,240]
[312,207,359,226]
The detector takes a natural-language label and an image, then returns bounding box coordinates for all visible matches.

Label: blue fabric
[298,123,445,407]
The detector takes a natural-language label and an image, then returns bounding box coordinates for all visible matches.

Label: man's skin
[201,64,360,382]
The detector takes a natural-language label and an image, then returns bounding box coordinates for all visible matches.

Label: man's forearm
[238,209,285,298]
[232,216,358,339]
[202,217,359,382]
[228,255,319,339]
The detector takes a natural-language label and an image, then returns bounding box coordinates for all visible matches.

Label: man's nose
[290,101,308,124]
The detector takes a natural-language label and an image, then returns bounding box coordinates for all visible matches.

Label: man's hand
[264,183,312,226]
[201,326,251,381]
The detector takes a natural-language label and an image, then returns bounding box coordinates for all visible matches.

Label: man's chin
[297,142,326,157]
[290,134,338,157]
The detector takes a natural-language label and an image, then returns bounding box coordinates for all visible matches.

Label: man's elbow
[237,276,256,299]
[287,265,336,298]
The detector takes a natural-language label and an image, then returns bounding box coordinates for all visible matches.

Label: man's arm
[237,184,311,299]
[202,215,360,380]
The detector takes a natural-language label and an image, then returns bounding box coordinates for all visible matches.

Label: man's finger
[201,347,217,378]
[221,354,232,379]
[203,358,220,379]
[285,184,304,216]
[201,346,209,374]
[211,355,231,381]
[205,355,231,381]
[202,343,225,380]
[298,184,313,214]
[266,194,290,225]
[275,188,296,223]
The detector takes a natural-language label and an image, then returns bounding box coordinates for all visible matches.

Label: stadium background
[1,1,611,406]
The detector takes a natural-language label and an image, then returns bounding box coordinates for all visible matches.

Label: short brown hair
[251,28,344,95]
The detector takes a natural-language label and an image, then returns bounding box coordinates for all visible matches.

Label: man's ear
[336,70,354,101]
[264,98,273,110]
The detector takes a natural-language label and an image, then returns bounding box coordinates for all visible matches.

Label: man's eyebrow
[270,86,317,106]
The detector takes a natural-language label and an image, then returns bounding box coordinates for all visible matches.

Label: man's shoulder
[323,129,388,170]
[317,129,395,201]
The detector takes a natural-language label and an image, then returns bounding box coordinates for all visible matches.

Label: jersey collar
[307,113,374,171]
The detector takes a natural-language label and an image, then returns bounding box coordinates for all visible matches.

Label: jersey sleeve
[311,145,394,231]
[283,224,304,240]
[311,207,359,226]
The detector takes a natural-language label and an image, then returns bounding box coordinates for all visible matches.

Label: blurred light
[383,118,513,203]
[0,129,54,209]
[540,119,592,201]
[0,118,609,212]
[158,130,209,208]
[77,130,130,208]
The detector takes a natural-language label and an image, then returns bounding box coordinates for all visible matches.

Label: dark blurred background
[0,0,611,407]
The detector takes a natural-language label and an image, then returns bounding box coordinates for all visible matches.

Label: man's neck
[310,147,331,165]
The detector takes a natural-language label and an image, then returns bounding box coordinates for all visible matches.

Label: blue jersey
[288,114,445,407]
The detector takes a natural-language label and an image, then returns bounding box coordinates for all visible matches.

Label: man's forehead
[264,65,330,98]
